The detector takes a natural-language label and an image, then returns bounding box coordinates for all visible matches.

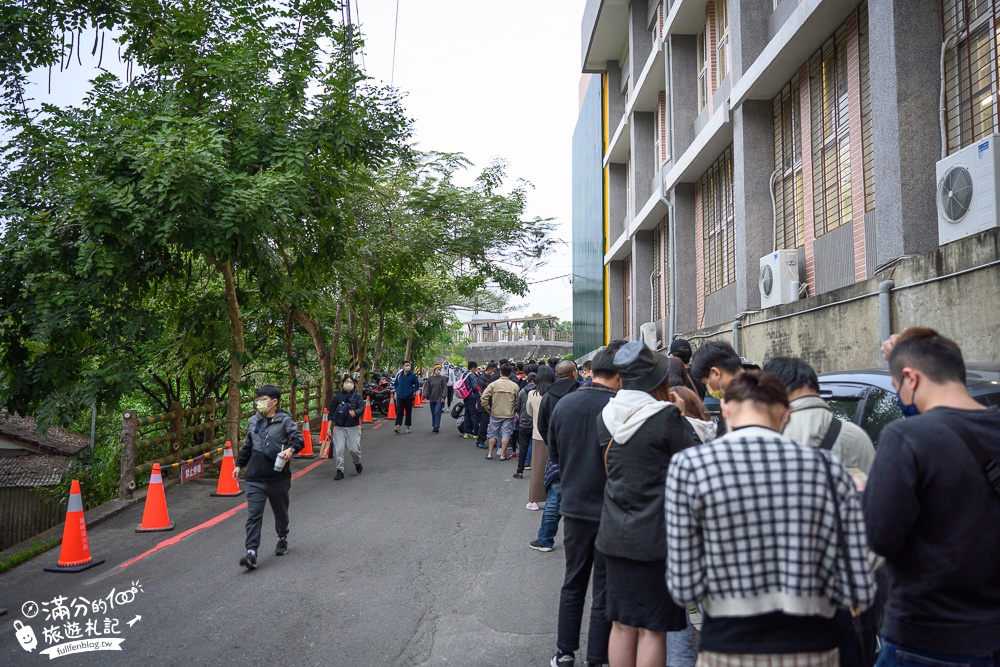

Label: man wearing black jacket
[234,384,305,569]
[545,341,626,667]
[536,360,580,444]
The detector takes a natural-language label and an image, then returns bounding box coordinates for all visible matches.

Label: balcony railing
[456,327,572,345]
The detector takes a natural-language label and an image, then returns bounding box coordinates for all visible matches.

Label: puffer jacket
[237,409,305,482]
[595,390,698,561]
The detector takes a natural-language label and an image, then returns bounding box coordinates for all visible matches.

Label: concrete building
[572,0,1000,369]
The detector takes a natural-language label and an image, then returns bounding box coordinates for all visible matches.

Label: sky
[24,0,586,324]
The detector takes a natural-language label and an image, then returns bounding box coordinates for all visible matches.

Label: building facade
[573,0,1000,369]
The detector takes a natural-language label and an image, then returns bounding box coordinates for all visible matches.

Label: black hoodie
[237,409,305,482]
[535,377,579,444]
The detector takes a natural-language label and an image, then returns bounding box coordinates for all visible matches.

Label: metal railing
[457,327,572,345]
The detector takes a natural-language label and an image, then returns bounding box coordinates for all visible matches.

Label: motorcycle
[364,381,392,417]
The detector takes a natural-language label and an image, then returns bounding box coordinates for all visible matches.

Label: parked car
[818,363,1000,446]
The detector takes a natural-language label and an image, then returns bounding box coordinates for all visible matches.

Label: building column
[671,183,699,336]
[730,0,771,83]
[733,99,775,313]
[629,0,652,84]
[607,260,625,339]
[632,111,656,207]
[667,34,697,161]
[631,231,655,336]
[869,0,942,263]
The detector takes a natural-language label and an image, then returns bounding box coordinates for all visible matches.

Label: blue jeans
[877,641,1000,667]
[429,401,443,429]
[463,395,479,434]
[536,481,561,548]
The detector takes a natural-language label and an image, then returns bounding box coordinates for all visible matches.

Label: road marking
[372,423,383,430]
[117,458,327,570]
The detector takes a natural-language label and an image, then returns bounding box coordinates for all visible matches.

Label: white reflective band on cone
[150,473,162,484]
[67,493,84,513]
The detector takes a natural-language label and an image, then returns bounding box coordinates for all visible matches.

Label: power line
[353,0,366,70]
[391,0,400,86]
[484,273,571,288]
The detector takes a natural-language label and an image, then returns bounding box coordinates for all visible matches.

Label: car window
[974,390,1000,408]
[826,398,861,423]
[860,387,902,447]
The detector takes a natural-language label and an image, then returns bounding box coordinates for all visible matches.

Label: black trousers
[446,385,454,407]
[516,427,532,473]
[558,517,610,664]
[476,411,489,444]
[395,396,414,426]
[245,478,291,552]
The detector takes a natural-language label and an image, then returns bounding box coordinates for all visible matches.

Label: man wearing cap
[543,341,626,667]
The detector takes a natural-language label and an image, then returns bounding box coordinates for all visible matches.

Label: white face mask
[403,365,411,372]
[434,370,441,376]
[343,382,355,391]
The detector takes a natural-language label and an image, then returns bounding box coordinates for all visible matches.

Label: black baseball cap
[668,338,693,364]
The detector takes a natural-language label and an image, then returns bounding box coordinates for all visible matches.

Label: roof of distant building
[0,409,89,457]
[0,452,71,488]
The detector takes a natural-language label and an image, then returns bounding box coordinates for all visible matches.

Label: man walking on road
[393,360,420,434]
[545,341,624,667]
[864,328,1000,662]
[234,385,304,569]
[480,363,520,460]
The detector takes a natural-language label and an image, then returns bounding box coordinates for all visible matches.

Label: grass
[0,538,58,574]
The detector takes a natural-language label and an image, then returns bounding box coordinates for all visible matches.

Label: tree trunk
[405,333,414,363]
[285,314,298,419]
[211,255,245,443]
[331,297,345,379]
[291,309,334,409]
[374,311,385,376]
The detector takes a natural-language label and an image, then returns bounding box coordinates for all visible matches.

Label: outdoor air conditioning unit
[759,249,800,308]
[937,133,1000,245]
[639,321,658,350]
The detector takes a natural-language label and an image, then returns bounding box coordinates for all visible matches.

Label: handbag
[319,440,330,459]
[818,447,871,666]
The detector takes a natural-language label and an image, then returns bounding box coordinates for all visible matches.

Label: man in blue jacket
[393,360,421,434]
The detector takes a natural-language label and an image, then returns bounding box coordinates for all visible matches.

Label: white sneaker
[405,427,411,433]
[526,502,540,511]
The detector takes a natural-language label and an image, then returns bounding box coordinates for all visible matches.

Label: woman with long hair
[596,341,698,667]
[524,365,555,511]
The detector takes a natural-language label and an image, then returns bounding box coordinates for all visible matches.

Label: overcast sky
[25,0,585,323]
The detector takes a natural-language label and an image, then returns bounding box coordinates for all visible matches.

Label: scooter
[365,382,392,416]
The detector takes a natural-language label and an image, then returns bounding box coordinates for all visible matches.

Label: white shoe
[405,427,411,433]
[526,502,540,511]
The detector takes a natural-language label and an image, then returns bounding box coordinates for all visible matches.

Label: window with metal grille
[716,0,729,86]
[942,0,1000,155]
[773,76,804,249]
[655,92,669,165]
[700,147,736,294]
[809,24,853,237]
[859,3,874,212]
[697,30,709,111]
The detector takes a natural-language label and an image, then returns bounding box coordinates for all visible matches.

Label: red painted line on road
[372,423,383,430]
[118,458,327,569]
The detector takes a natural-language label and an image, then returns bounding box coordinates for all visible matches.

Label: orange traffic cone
[414,393,422,408]
[212,441,245,497]
[319,407,330,442]
[296,416,317,458]
[386,395,397,420]
[44,480,105,572]
[362,400,373,423]
[136,463,175,532]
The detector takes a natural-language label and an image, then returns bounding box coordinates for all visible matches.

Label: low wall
[676,227,1000,373]
[463,341,573,364]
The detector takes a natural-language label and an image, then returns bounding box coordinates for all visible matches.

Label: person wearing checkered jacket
[665,371,875,663]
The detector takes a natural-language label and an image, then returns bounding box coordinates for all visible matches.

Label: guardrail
[118,379,325,499]
[457,328,572,344]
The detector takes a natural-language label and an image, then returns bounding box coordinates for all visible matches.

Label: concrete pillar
[609,163,629,240]
[608,260,625,339]
[733,100,775,313]
[667,35,697,160]
[631,230,655,335]
[730,0,771,82]
[672,183,699,335]
[630,0,653,84]
[869,0,942,263]
[607,61,627,133]
[632,111,656,206]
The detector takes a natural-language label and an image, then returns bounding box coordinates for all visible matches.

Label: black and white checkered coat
[665,426,875,619]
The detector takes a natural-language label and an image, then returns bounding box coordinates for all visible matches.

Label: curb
[0,476,179,566]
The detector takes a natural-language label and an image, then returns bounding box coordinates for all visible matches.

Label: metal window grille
[697,30,709,111]
[700,146,736,295]
[809,23,853,237]
[942,0,1000,155]
[773,76,805,249]
[716,0,729,86]
[653,224,663,322]
[623,255,633,338]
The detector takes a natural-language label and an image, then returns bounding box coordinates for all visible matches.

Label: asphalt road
[1,406,585,666]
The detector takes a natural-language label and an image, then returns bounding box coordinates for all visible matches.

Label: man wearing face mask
[689,341,744,435]
[326,375,365,480]
[393,360,421,434]
[863,328,1000,661]
[234,385,304,569]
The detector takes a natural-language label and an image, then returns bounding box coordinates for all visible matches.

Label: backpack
[454,372,473,400]
[332,394,355,426]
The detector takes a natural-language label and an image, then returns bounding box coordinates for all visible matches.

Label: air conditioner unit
[639,321,658,350]
[759,249,800,308]
[937,133,1000,245]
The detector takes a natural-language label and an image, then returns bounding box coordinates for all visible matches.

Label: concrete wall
[464,342,573,365]
[678,228,1000,374]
